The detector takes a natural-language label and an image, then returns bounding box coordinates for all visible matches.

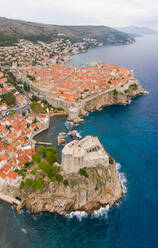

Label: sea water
[1,35,158,248]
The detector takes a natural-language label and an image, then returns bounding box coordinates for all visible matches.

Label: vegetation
[30,95,40,102]
[30,101,44,113]
[63,179,69,186]
[79,167,88,178]
[129,83,138,91]
[109,156,114,164]
[32,154,41,163]
[25,178,44,190]
[18,146,64,191]
[31,168,37,175]
[2,91,16,106]
[113,89,118,96]
[0,17,134,47]
[24,82,30,92]
[27,74,35,81]
[124,89,130,94]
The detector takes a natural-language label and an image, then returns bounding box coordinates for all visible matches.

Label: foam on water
[66,211,88,221]
[65,121,78,130]
[67,130,82,138]
[91,205,110,218]
[116,162,127,194]
[66,205,110,221]
[21,228,28,234]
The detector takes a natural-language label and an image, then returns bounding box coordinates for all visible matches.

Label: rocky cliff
[18,163,122,215]
[81,81,148,113]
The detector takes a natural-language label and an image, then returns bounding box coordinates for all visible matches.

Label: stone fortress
[61,136,109,174]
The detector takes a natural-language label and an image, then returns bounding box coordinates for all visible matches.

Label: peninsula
[16,62,148,123]
[0,61,147,215]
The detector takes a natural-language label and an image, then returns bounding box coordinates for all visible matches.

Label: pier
[36,141,52,145]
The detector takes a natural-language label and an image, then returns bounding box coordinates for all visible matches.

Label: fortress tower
[61,136,109,174]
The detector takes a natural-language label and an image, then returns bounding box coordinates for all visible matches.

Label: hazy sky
[1,0,158,29]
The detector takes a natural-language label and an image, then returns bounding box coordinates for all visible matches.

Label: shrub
[113,89,118,96]
[109,156,114,164]
[124,89,129,94]
[32,154,41,163]
[56,174,63,182]
[63,179,68,186]
[20,181,24,190]
[79,168,88,178]
[31,168,37,175]
[25,178,43,190]
[51,176,56,183]
[129,83,138,91]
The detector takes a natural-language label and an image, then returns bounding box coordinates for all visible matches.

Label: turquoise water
[1,35,158,248]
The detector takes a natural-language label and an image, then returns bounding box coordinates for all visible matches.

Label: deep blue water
[1,35,158,248]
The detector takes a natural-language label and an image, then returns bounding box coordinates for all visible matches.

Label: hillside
[0,17,134,46]
[117,25,158,37]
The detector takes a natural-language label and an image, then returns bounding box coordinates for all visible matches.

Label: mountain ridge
[0,16,134,46]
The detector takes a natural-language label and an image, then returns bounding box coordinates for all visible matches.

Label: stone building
[61,136,109,174]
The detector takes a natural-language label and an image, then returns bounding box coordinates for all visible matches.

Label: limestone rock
[69,130,78,138]
[21,163,123,215]
[57,132,66,146]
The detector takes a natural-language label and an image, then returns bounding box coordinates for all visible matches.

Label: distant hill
[0,17,134,46]
[117,26,158,37]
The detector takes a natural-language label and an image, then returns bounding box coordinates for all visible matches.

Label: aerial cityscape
[0,0,158,247]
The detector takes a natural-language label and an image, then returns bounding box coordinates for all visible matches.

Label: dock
[36,141,52,145]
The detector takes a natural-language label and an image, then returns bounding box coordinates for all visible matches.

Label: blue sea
[1,35,158,248]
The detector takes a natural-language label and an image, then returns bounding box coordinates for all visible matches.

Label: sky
[0,0,158,29]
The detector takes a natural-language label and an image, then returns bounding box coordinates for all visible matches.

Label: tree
[38,145,45,156]
[4,91,16,106]
[30,95,40,102]
[56,174,63,182]
[45,147,58,164]
[30,101,44,113]
[32,153,41,163]
[24,82,30,92]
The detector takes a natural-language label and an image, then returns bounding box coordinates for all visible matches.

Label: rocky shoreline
[68,80,148,123]
[17,162,123,216]
[0,73,147,217]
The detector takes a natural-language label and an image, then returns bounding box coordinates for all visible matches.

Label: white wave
[91,205,110,218]
[21,228,28,234]
[127,99,132,105]
[67,130,82,138]
[116,162,127,194]
[65,121,78,130]
[66,211,88,221]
